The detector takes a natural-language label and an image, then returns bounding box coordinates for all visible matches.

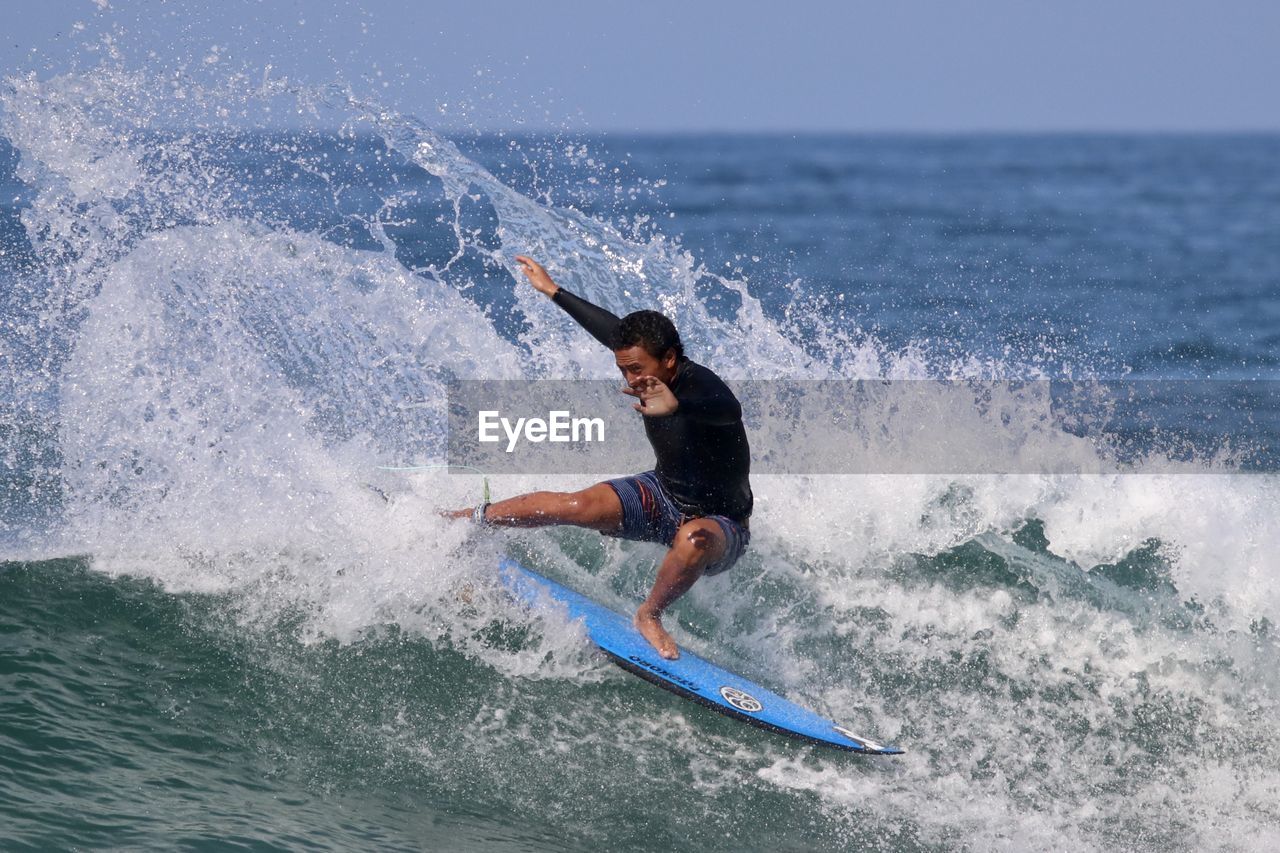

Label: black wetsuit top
[553,288,753,523]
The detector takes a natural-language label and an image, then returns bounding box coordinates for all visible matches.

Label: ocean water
[3,66,1280,852]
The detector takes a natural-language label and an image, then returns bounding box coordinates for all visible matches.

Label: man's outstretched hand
[623,376,679,417]
[514,255,560,298]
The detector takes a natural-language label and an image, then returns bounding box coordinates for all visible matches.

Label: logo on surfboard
[719,686,763,713]
[626,654,701,692]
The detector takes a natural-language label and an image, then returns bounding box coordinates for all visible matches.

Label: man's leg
[444,482,623,533]
[634,518,727,661]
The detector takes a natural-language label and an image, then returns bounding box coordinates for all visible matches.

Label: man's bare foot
[635,606,679,660]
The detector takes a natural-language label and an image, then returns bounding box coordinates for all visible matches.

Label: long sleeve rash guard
[553,287,754,522]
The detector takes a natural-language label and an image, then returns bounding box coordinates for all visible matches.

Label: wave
[2,65,1279,851]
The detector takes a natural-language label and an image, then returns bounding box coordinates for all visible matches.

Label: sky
[2,0,1278,133]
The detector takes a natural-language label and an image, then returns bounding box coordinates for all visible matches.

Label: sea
[2,66,1280,852]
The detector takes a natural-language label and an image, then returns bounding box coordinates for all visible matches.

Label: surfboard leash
[375,463,491,504]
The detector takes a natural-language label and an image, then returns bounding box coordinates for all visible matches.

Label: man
[447,256,753,660]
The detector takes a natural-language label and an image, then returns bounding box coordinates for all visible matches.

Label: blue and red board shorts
[603,471,750,577]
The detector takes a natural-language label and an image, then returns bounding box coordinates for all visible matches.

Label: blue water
[3,68,1280,852]
[460,132,1280,375]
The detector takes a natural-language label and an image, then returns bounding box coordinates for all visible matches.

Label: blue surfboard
[500,558,903,756]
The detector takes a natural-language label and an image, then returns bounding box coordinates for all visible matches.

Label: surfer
[446,256,752,660]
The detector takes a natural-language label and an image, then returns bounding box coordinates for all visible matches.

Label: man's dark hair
[610,310,684,360]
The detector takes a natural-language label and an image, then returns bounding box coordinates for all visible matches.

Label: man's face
[614,345,678,387]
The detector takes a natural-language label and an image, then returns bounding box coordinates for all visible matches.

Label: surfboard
[499,558,904,756]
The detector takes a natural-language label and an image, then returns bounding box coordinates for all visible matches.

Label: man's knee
[674,518,726,566]
[685,526,716,551]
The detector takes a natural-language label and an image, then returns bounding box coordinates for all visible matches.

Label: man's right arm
[551,288,620,349]
[515,255,620,349]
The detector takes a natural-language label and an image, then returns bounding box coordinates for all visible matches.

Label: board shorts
[603,471,750,577]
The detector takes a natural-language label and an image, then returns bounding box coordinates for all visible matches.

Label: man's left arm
[624,371,741,424]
